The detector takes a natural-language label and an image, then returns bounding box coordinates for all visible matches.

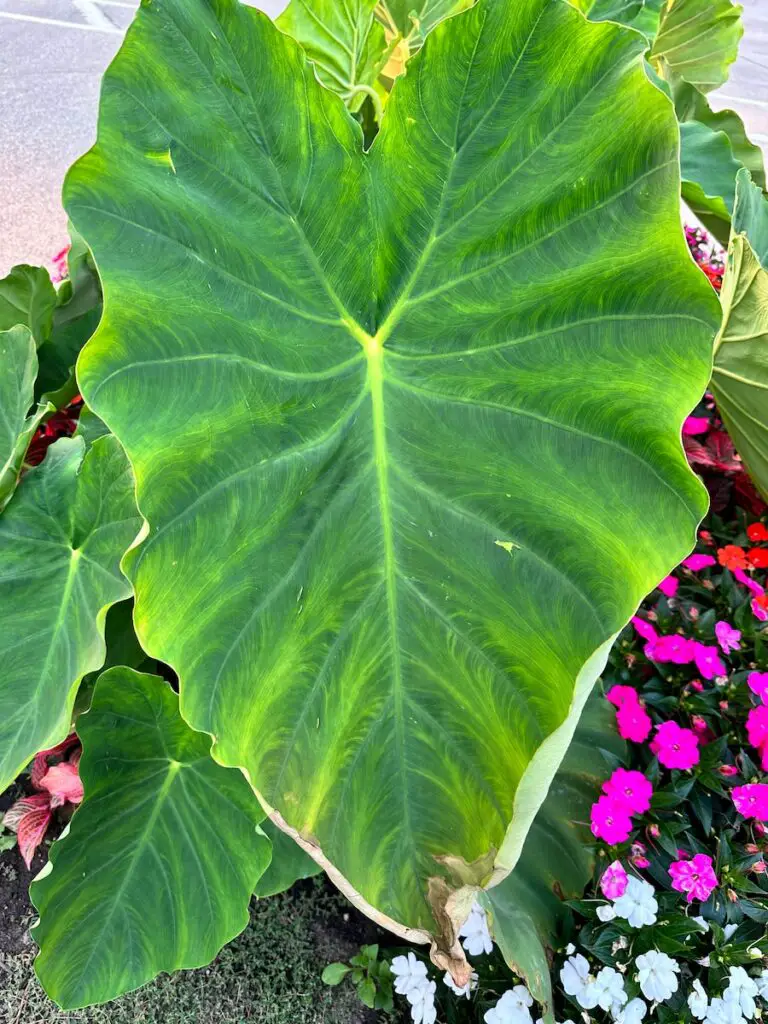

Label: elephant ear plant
[0,0,722,1010]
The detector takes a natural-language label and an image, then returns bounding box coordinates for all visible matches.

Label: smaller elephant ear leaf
[711,169,768,500]
[0,326,53,511]
[0,435,140,793]
[277,0,389,111]
[649,0,743,94]
[31,667,271,1009]
[0,264,57,343]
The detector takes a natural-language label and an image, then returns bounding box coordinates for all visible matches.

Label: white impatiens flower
[581,967,627,1013]
[391,953,429,998]
[614,997,647,1024]
[635,950,680,1002]
[597,904,618,922]
[560,954,591,1001]
[725,968,759,1020]
[756,969,768,1000]
[565,944,576,955]
[724,924,740,942]
[407,979,437,1024]
[689,979,709,1020]
[706,996,746,1024]
[483,986,533,1024]
[460,901,493,957]
[693,916,710,933]
[613,877,658,929]
[443,970,478,998]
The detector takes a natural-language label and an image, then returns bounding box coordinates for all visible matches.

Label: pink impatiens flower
[668,853,718,903]
[692,642,727,680]
[607,684,640,708]
[600,860,628,899]
[715,621,741,654]
[683,416,710,436]
[732,784,768,821]
[735,568,765,597]
[749,672,768,705]
[683,554,717,571]
[591,795,633,845]
[631,617,658,644]
[602,768,653,815]
[747,705,768,749]
[650,721,700,770]
[616,699,653,743]
[652,634,695,665]
[658,576,679,598]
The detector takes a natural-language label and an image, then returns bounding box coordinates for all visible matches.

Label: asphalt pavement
[0,0,766,276]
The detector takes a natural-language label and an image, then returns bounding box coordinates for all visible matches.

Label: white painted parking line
[72,0,118,30]
[0,8,121,29]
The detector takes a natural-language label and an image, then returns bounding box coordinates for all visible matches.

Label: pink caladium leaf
[39,762,83,808]
[30,733,80,790]
[4,793,52,869]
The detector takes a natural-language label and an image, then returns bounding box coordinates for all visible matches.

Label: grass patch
[0,876,395,1023]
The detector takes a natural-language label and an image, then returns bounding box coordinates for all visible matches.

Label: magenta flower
[753,599,768,622]
[747,705,768,749]
[735,567,764,597]
[732,784,768,821]
[591,795,633,845]
[600,859,628,899]
[683,554,716,571]
[616,700,652,743]
[669,853,718,903]
[683,416,710,436]
[748,672,768,705]
[715,621,741,654]
[631,617,657,644]
[652,634,696,665]
[606,684,640,709]
[650,721,700,770]
[692,642,727,680]
[602,768,653,815]
[658,576,678,597]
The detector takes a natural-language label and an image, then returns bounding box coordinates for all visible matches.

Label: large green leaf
[0,264,57,342]
[277,0,389,112]
[0,326,52,511]
[711,170,768,499]
[649,0,743,94]
[481,695,623,1017]
[70,0,718,966]
[32,667,270,1009]
[0,436,140,793]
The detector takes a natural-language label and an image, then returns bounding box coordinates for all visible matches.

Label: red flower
[748,523,768,543]
[718,545,748,571]
[748,548,768,568]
